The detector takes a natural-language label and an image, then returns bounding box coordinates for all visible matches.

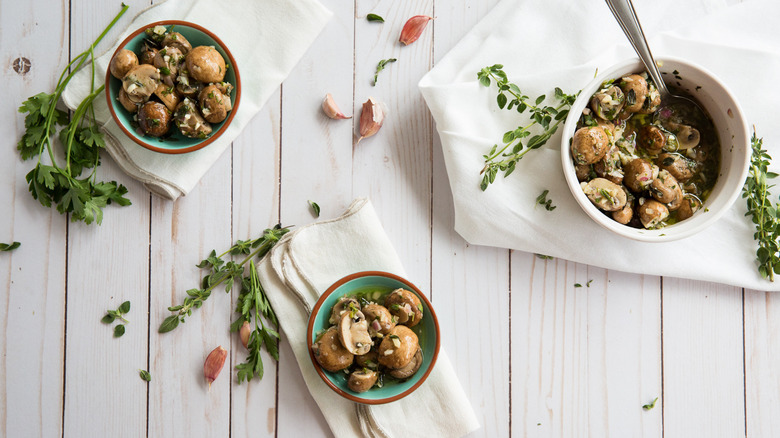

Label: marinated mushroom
[329,296,360,325]
[186,45,227,83]
[154,46,184,87]
[153,84,180,112]
[389,348,423,380]
[639,199,669,228]
[311,327,354,372]
[590,85,625,120]
[638,125,666,154]
[162,32,192,54]
[347,369,378,393]
[109,49,139,80]
[176,71,202,98]
[117,88,139,113]
[639,83,661,114]
[122,64,160,103]
[361,303,395,336]
[137,101,171,137]
[571,126,610,165]
[649,170,682,205]
[377,326,419,369]
[672,124,701,150]
[581,178,627,212]
[338,311,372,356]
[612,196,634,224]
[198,84,231,123]
[676,196,702,221]
[623,158,658,192]
[355,350,379,369]
[658,153,697,182]
[139,45,158,65]
[593,145,623,184]
[575,163,593,182]
[174,98,212,139]
[385,289,423,327]
[619,74,648,113]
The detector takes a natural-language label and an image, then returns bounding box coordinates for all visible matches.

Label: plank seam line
[741,288,747,438]
[660,276,665,438]
[61,4,72,435]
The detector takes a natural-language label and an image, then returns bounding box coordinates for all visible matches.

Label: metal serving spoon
[605,0,704,115]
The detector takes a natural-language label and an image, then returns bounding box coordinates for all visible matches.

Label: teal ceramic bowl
[105,21,240,154]
[307,271,440,404]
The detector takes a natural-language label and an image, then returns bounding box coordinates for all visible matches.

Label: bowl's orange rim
[105,20,242,155]
[307,271,441,405]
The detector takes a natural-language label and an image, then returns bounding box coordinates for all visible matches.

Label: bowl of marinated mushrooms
[561,57,749,242]
[106,21,240,154]
[307,271,440,404]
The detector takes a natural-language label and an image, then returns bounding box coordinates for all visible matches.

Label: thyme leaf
[0,242,21,252]
[373,58,397,86]
[743,130,780,281]
[367,13,384,22]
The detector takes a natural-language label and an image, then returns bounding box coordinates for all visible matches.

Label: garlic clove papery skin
[322,93,352,119]
[357,97,385,144]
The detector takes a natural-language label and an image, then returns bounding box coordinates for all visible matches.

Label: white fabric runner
[257,198,480,438]
[419,0,780,291]
[62,0,332,199]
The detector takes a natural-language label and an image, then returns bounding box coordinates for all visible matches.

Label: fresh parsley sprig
[18,4,131,225]
[742,131,780,281]
[230,262,279,383]
[477,64,578,190]
[158,224,290,333]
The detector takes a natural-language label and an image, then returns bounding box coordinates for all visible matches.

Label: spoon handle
[605,0,670,98]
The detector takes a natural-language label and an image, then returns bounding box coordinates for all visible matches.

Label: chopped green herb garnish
[536,189,557,211]
[367,13,384,22]
[643,397,658,410]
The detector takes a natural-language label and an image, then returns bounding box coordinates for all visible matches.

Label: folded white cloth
[256,198,480,438]
[62,0,331,199]
[419,0,780,291]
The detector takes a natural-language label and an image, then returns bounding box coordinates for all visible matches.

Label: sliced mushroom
[154,46,184,87]
[619,74,648,113]
[311,327,353,372]
[347,369,378,393]
[389,348,423,379]
[329,296,360,325]
[162,32,192,54]
[122,64,160,103]
[649,170,682,205]
[110,49,139,80]
[378,325,419,369]
[581,178,627,212]
[361,303,395,336]
[638,125,666,155]
[153,84,181,112]
[385,289,423,327]
[176,70,203,98]
[673,125,700,150]
[571,126,610,165]
[623,158,658,192]
[338,311,372,356]
[639,199,669,229]
[590,85,625,121]
[658,153,697,182]
[117,88,140,113]
[186,45,227,83]
[137,101,171,137]
[174,98,212,139]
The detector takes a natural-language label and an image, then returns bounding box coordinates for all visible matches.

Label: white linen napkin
[61,0,332,199]
[419,0,780,291]
[256,198,480,438]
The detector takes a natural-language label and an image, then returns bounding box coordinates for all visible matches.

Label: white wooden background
[2,0,778,437]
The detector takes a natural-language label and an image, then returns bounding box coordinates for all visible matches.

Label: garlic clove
[357,97,384,144]
[204,346,227,389]
[239,320,251,349]
[322,93,351,119]
[399,15,433,46]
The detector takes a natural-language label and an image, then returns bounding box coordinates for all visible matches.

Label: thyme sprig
[158,224,290,333]
[477,64,578,190]
[742,131,780,281]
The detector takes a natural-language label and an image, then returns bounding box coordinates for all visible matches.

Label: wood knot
[12,57,31,75]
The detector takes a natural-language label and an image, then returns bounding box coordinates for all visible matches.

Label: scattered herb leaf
[586,279,593,287]
[643,397,659,410]
[742,130,780,281]
[114,324,126,338]
[536,254,553,260]
[535,189,557,211]
[139,369,151,382]
[309,200,321,218]
[367,13,384,22]
[476,64,578,190]
[17,5,131,225]
[373,58,397,86]
[103,300,130,337]
[0,242,21,252]
[574,283,582,288]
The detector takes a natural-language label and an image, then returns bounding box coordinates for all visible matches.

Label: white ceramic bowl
[560,57,750,242]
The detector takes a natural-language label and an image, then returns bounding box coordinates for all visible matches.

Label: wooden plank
[0,1,69,436]
[275,0,354,435]
[430,2,510,437]
[744,289,780,436]
[662,279,745,437]
[351,0,434,286]
[510,254,662,436]
[61,2,152,437]
[147,151,233,437]
[229,89,282,437]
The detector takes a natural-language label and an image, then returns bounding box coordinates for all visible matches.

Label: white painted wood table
[2,0,779,437]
